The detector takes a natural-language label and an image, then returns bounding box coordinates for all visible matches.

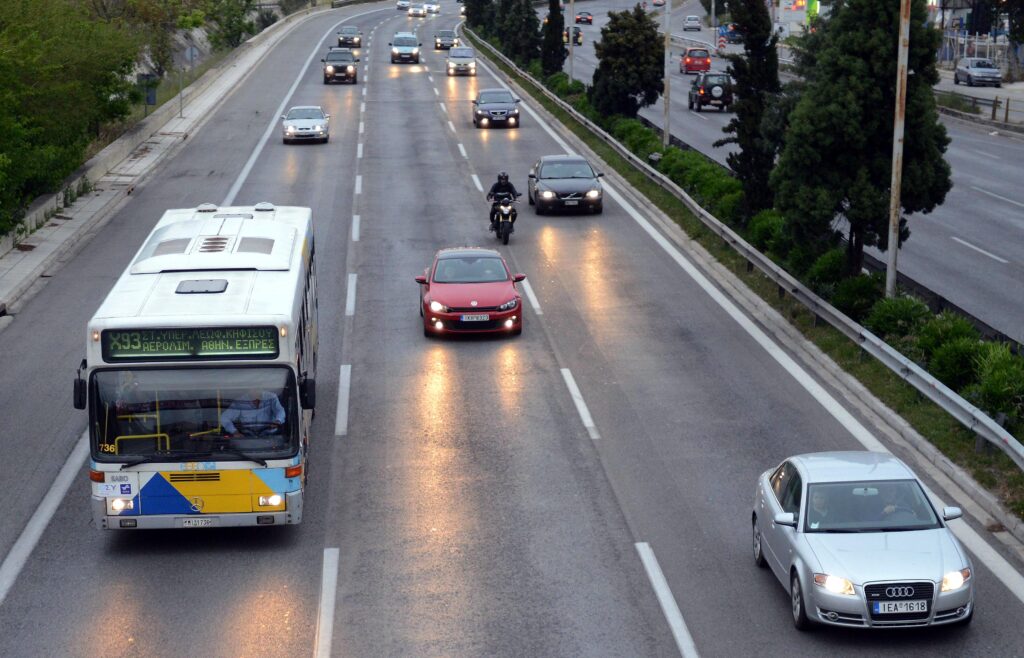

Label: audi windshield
[804,480,941,533]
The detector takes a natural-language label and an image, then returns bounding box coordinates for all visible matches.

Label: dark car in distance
[322,48,359,84]
[528,155,604,215]
[434,29,459,49]
[472,88,521,128]
[688,72,732,112]
[336,26,362,47]
[575,11,593,24]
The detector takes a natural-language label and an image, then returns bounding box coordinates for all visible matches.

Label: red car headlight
[429,300,449,313]
[498,298,518,312]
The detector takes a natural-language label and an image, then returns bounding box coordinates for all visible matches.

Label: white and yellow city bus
[73,202,318,529]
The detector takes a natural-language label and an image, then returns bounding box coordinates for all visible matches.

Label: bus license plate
[182,518,213,528]
[873,600,927,614]
[461,314,489,322]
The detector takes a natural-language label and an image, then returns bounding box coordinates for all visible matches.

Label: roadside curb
[936,105,1024,135]
[476,39,1024,560]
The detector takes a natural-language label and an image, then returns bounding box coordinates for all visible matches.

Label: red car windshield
[434,257,509,283]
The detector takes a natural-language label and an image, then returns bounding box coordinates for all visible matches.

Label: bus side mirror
[73,358,87,410]
[300,377,316,410]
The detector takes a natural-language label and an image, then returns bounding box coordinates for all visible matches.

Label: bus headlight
[259,494,283,507]
[111,498,134,512]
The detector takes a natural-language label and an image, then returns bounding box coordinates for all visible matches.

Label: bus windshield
[90,366,299,462]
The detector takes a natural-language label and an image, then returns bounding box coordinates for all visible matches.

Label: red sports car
[415,248,525,337]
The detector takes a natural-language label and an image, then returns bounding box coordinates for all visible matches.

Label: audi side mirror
[773,512,797,528]
[942,506,963,521]
[513,273,526,282]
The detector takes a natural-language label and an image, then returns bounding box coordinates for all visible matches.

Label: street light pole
[569,0,575,81]
[662,0,671,146]
[885,0,912,298]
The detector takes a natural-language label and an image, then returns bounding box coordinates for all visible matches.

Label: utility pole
[662,0,671,146]
[711,0,716,29]
[569,0,575,81]
[885,0,912,297]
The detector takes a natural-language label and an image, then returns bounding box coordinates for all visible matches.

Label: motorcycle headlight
[326,65,335,73]
[941,568,972,592]
[429,300,448,313]
[586,189,601,199]
[813,573,855,596]
[540,190,555,200]
[498,298,518,312]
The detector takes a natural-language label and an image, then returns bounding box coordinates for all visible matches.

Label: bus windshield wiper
[203,448,268,467]
[119,451,212,469]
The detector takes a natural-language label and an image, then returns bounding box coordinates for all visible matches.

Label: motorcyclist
[486,171,520,231]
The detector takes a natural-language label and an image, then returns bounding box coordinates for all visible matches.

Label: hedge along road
[0,2,1023,658]
[554,0,1024,345]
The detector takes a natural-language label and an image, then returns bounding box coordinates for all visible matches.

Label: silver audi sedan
[752,451,975,630]
[281,106,330,144]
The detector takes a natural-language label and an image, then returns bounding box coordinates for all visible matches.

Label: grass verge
[465,31,1024,521]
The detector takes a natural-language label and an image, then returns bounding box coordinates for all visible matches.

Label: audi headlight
[326,65,335,73]
[813,573,855,596]
[586,189,601,199]
[540,190,555,200]
[941,568,972,592]
[429,300,447,313]
[498,298,518,311]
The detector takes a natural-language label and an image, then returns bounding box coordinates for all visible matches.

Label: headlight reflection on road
[219,574,301,651]
[495,344,523,413]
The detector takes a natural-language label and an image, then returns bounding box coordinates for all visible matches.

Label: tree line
[0,0,281,238]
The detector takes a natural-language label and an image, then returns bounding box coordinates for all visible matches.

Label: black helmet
[498,171,509,184]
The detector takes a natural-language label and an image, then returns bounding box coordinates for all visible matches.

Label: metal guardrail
[463,26,1024,472]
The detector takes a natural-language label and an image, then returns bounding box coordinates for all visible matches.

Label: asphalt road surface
[0,2,1023,656]
[558,0,1024,343]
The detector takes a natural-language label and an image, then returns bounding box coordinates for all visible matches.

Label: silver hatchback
[954,57,1002,87]
[752,451,975,630]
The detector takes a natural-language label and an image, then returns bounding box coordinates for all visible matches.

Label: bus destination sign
[102,326,280,361]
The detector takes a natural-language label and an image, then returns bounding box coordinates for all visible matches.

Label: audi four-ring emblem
[886,586,915,598]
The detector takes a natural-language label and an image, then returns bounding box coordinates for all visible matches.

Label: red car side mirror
[414,275,427,284]
[513,273,526,282]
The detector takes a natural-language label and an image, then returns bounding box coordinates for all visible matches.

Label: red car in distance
[680,47,711,74]
[415,248,525,337]
[575,11,593,24]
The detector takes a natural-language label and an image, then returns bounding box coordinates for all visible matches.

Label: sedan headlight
[326,65,335,73]
[429,300,448,313]
[392,48,400,54]
[498,298,518,311]
[586,189,601,199]
[813,573,855,596]
[941,568,972,592]
[540,190,555,200]
[412,48,420,55]
[449,62,456,68]
[313,124,323,131]
[286,126,296,133]
[346,65,355,72]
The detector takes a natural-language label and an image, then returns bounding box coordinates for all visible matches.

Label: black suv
[322,48,360,84]
[688,72,733,112]
[336,26,362,48]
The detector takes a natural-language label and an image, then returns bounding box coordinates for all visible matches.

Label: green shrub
[966,343,1024,423]
[917,311,980,361]
[805,248,845,293]
[832,274,883,322]
[566,79,586,96]
[747,209,785,251]
[931,337,984,391]
[527,59,543,79]
[545,72,570,95]
[713,191,744,225]
[865,296,931,339]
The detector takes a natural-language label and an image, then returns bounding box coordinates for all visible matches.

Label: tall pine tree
[589,6,663,118]
[541,0,566,75]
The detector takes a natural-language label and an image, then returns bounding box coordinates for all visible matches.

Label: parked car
[688,72,732,112]
[954,58,1002,87]
[680,47,711,74]
[527,155,603,215]
[683,15,701,31]
[752,452,975,630]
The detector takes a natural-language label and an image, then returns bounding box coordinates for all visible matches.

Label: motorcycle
[489,192,520,245]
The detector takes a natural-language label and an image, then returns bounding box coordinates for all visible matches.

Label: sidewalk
[0,5,335,318]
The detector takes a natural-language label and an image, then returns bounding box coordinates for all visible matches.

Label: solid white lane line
[448,120,456,133]
[0,434,87,606]
[458,143,467,158]
[433,87,440,96]
[335,365,352,437]
[359,120,364,134]
[636,543,701,658]
[345,273,357,317]
[951,236,1009,263]
[471,174,483,192]
[480,54,1024,601]
[222,8,386,206]
[355,175,362,195]
[357,143,363,159]
[561,368,600,440]
[520,278,543,315]
[313,548,341,658]
[970,185,1024,209]
[352,214,360,242]
[439,102,448,113]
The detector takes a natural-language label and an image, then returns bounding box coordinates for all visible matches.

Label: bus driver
[221,387,286,438]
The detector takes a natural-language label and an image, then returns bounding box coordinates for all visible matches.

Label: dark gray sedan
[954,57,1002,87]
[472,88,521,128]
[753,451,975,630]
[527,155,603,214]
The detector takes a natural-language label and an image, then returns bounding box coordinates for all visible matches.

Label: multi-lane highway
[560,0,1024,343]
[0,2,1023,655]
